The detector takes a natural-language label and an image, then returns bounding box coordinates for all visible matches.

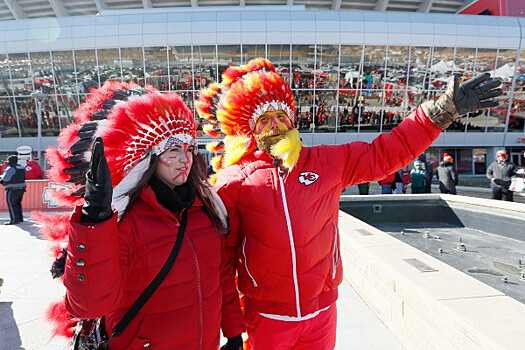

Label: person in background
[486,150,519,201]
[196,57,502,349]
[410,160,427,194]
[357,182,370,195]
[400,167,411,194]
[379,172,395,194]
[393,169,404,194]
[436,154,458,194]
[418,153,434,193]
[0,155,26,225]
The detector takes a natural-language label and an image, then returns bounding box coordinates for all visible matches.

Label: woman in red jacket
[44,84,244,349]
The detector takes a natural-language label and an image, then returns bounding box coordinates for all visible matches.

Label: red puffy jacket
[64,185,245,350]
[216,106,441,318]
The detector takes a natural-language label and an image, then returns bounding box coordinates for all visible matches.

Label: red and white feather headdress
[35,81,197,340]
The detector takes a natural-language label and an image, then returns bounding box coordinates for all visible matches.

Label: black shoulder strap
[111,209,188,338]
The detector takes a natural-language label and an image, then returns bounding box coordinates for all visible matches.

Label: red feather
[46,299,76,339]
[45,147,70,183]
[31,211,71,242]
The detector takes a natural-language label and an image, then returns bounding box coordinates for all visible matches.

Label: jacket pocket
[242,237,258,287]
[332,223,339,279]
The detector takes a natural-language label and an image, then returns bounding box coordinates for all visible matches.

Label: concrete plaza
[0,211,404,350]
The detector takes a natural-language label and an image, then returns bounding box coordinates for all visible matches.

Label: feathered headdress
[35,81,196,341]
[196,57,298,178]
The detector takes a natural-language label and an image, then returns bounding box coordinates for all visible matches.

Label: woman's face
[155,143,195,188]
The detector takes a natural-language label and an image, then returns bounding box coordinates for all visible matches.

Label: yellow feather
[208,173,218,185]
[210,155,223,172]
[222,135,253,167]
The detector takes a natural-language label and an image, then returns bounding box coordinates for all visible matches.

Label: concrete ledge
[338,207,525,350]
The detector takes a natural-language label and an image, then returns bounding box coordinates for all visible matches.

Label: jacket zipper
[278,173,302,318]
[186,237,203,350]
[242,237,258,287]
[332,222,339,279]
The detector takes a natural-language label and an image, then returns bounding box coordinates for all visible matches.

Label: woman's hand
[221,335,243,350]
[81,137,113,222]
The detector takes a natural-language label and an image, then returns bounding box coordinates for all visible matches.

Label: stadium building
[0,0,524,174]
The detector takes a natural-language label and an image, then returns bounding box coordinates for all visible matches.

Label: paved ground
[0,212,404,350]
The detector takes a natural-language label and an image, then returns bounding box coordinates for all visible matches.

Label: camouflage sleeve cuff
[420,100,455,129]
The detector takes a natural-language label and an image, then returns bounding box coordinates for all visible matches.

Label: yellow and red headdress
[196,57,296,138]
[196,58,297,176]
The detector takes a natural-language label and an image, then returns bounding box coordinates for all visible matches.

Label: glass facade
[0,43,523,141]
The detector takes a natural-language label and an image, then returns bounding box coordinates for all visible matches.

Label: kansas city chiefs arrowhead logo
[299,171,320,186]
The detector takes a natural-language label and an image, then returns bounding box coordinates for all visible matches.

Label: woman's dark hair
[120,150,227,233]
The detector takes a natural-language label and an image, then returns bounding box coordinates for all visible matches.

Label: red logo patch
[298,171,320,186]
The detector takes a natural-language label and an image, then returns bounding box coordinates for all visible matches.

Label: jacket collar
[139,184,203,223]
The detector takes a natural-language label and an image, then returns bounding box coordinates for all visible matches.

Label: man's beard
[255,129,288,153]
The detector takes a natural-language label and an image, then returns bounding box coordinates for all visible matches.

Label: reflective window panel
[385,45,409,92]
[314,90,337,133]
[144,46,169,91]
[17,96,59,137]
[291,45,315,89]
[454,47,476,79]
[363,45,386,91]
[75,50,99,92]
[0,97,20,137]
[429,47,455,92]
[55,93,77,127]
[169,46,193,91]
[30,52,55,96]
[359,88,382,132]
[268,44,291,83]
[193,45,217,87]
[97,48,121,83]
[496,49,517,92]
[337,90,359,133]
[486,91,509,132]
[242,44,266,64]
[457,148,473,174]
[120,47,144,86]
[0,55,9,97]
[294,89,314,133]
[340,45,363,90]
[510,50,525,132]
[218,45,241,77]
[51,51,78,97]
[381,89,406,132]
[408,47,431,92]
[315,45,339,90]
[473,148,487,174]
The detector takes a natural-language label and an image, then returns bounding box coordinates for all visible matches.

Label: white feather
[112,154,152,221]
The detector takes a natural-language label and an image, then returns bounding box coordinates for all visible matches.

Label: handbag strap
[110,208,188,338]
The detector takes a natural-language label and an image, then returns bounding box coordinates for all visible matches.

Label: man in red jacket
[196,58,502,349]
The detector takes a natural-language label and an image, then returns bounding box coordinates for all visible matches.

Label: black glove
[451,73,503,115]
[220,335,243,350]
[81,137,113,222]
[424,73,503,129]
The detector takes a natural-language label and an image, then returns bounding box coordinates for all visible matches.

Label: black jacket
[436,161,458,191]
[0,165,26,189]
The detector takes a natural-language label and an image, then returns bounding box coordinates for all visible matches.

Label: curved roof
[0,0,474,21]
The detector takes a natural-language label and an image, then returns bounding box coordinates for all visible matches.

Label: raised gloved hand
[81,137,113,222]
[220,335,243,350]
[422,73,503,129]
